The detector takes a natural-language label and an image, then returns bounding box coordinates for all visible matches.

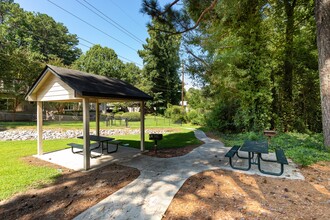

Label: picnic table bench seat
[275,149,288,165]
[67,142,100,154]
[68,140,129,157]
[225,145,251,171]
[225,145,240,158]
[258,148,288,176]
[106,140,122,153]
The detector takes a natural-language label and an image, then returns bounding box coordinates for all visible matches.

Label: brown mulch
[163,161,330,219]
[0,157,140,220]
[1,138,329,219]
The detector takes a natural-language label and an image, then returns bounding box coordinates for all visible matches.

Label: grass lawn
[0,128,199,201]
[0,115,199,130]
[0,139,78,200]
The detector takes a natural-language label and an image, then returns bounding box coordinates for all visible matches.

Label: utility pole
[181,61,184,110]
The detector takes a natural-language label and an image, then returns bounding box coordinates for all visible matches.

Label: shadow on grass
[116,130,202,151]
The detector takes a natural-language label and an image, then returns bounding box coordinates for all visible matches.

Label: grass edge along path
[0,128,200,201]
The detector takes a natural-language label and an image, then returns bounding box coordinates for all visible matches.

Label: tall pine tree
[138,18,181,110]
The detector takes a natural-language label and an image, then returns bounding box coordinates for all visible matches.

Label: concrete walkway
[70,130,304,220]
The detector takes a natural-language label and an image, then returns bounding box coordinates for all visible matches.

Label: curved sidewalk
[75,130,304,220]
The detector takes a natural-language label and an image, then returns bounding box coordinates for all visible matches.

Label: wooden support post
[96,100,100,137]
[83,98,90,170]
[37,101,43,155]
[140,101,145,152]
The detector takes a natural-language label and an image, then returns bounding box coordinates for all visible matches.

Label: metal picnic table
[225,140,288,176]
[67,135,118,158]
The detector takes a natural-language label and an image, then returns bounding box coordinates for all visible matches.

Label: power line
[78,42,90,48]
[47,0,138,52]
[78,36,95,45]
[76,0,145,44]
[77,36,143,67]
[109,0,146,29]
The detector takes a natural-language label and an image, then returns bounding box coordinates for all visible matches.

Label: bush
[165,105,187,123]
[206,101,239,132]
[121,112,140,121]
[187,109,205,125]
[113,112,124,120]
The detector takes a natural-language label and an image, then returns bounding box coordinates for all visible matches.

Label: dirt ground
[1,145,329,219]
[0,158,140,220]
[163,162,330,220]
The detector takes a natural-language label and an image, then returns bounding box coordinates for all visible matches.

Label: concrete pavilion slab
[34,145,142,171]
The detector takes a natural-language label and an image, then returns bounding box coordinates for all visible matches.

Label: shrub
[187,109,205,125]
[121,112,140,121]
[206,101,239,132]
[113,112,124,120]
[165,105,187,123]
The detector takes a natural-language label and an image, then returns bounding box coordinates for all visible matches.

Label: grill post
[149,134,163,153]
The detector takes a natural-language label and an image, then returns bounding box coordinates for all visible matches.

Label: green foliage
[121,112,141,121]
[187,109,204,125]
[286,147,330,166]
[0,2,81,64]
[138,18,181,109]
[220,131,330,166]
[206,99,240,132]
[152,0,321,133]
[73,45,142,86]
[73,45,124,78]
[186,88,203,109]
[122,63,142,85]
[165,105,187,123]
[0,1,81,111]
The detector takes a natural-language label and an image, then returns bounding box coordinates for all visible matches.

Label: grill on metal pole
[149,133,163,153]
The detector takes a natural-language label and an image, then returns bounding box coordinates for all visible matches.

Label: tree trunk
[315,0,330,148]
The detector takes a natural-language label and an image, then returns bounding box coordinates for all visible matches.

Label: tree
[29,13,81,65]
[0,1,81,112]
[142,0,321,133]
[0,2,81,65]
[138,18,181,109]
[122,62,142,85]
[73,45,124,79]
[315,0,330,147]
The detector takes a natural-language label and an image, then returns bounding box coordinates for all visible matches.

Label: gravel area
[0,129,174,141]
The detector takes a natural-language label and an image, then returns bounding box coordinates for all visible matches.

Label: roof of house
[25,64,153,101]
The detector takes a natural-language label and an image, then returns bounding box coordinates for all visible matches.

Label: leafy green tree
[0,1,81,112]
[122,62,142,85]
[141,0,321,133]
[0,2,81,65]
[73,45,124,79]
[138,18,181,110]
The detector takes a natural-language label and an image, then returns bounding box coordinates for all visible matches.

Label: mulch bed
[1,137,329,220]
[0,157,140,220]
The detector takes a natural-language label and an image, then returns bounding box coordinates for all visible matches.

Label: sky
[14,0,196,89]
[14,0,151,67]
